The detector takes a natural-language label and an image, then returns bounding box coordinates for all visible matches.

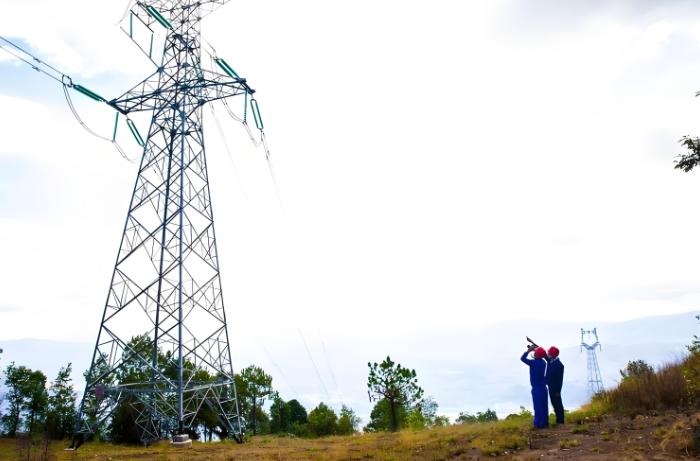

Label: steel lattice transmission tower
[75,0,263,443]
[580,328,604,396]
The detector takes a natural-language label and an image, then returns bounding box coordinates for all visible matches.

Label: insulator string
[63,84,138,163]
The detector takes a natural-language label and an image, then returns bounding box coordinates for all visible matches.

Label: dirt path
[509,413,697,461]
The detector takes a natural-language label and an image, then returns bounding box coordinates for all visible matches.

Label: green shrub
[683,351,700,407]
[571,424,590,434]
[307,403,337,437]
[600,359,687,414]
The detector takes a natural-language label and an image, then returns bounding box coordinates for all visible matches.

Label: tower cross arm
[144,0,232,11]
[107,68,254,114]
[196,69,255,104]
[145,0,232,20]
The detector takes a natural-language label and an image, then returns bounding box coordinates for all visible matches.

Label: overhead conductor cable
[298,329,331,401]
[209,104,251,209]
[0,35,137,162]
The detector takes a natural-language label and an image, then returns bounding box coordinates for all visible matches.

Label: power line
[317,329,339,394]
[1,35,137,163]
[0,35,67,84]
[259,342,299,397]
[297,328,330,401]
[219,95,284,212]
[208,104,251,209]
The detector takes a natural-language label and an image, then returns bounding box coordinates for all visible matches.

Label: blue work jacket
[520,351,547,387]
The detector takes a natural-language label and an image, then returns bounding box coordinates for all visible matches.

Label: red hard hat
[534,347,546,359]
[548,346,560,358]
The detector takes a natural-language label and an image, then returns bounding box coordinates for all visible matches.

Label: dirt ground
[509,413,699,461]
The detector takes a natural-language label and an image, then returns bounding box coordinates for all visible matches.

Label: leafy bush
[307,403,337,437]
[620,360,654,381]
[684,351,700,407]
[336,405,360,435]
[598,359,688,414]
[406,407,427,430]
[456,412,477,424]
[477,409,498,422]
[364,399,407,432]
[456,408,498,425]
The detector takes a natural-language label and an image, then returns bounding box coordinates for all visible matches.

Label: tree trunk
[28,408,35,436]
[9,409,19,437]
[389,399,397,432]
[252,396,257,435]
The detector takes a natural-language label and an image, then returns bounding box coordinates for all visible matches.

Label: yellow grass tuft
[558,438,581,449]
[0,418,536,461]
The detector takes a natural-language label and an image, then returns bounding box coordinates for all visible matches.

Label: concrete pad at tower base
[171,434,192,448]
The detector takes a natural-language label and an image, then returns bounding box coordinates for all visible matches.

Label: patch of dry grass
[657,413,700,456]
[596,358,692,415]
[0,418,535,461]
[558,438,581,449]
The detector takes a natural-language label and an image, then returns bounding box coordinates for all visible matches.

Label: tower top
[137,0,231,20]
[580,327,601,350]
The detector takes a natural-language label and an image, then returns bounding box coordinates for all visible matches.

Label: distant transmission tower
[580,328,604,396]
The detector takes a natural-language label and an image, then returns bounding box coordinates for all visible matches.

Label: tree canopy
[336,405,361,435]
[367,356,424,432]
[46,363,77,439]
[307,402,337,437]
[1,363,48,436]
[620,360,654,381]
[236,365,273,435]
[676,136,700,172]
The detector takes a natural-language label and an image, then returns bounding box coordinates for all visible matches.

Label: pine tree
[23,369,48,436]
[235,366,273,435]
[46,363,77,439]
[2,362,27,436]
[367,356,423,432]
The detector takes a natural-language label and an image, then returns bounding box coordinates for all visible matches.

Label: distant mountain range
[1,310,698,424]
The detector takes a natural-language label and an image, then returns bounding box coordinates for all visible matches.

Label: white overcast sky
[2,0,700,343]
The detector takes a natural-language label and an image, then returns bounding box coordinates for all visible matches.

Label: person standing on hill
[546,346,565,425]
[520,346,549,429]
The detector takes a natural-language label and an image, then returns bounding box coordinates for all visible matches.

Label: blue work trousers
[531,384,549,428]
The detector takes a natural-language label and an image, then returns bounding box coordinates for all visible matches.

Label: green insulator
[126,118,145,146]
[129,12,133,37]
[145,5,172,30]
[215,58,239,79]
[72,84,107,103]
[112,112,119,142]
[250,98,263,130]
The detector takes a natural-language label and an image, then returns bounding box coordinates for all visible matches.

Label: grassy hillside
[2,406,698,460]
[4,352,700,460]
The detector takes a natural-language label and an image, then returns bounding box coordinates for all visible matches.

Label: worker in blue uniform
[546,346,565,425]
[521,346,549,428]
